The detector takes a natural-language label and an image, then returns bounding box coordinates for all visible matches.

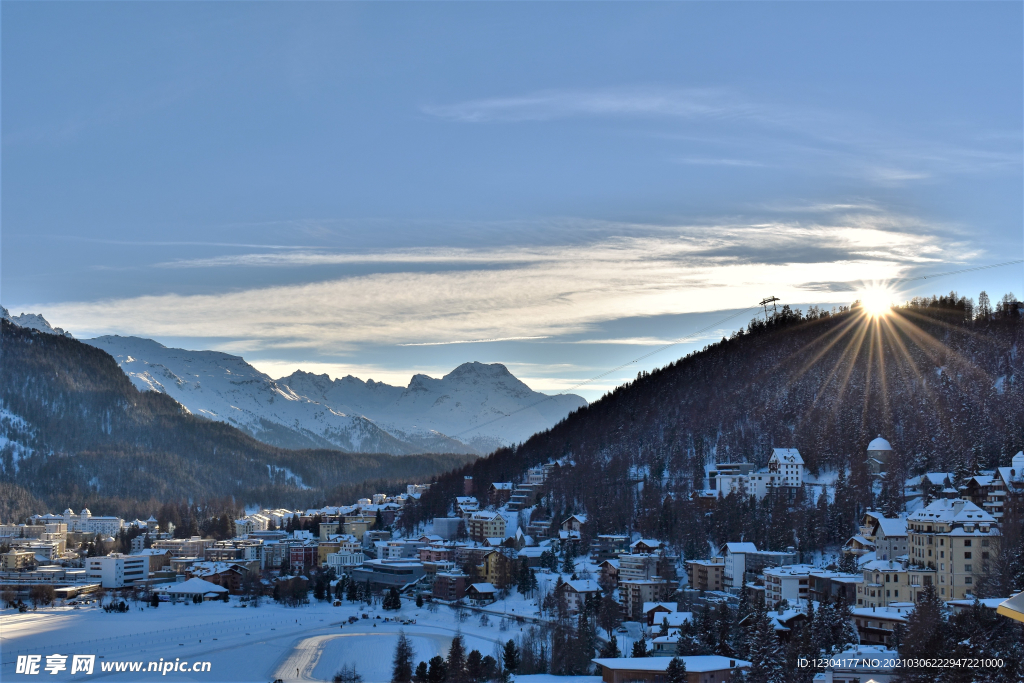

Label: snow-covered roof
[907,472,954,487]
[875,517,907,538]
[850,606,908,621]
[564,580,600,593]
[908,499,995,525]
[724,542,758,554]
[653,612,692,627]
[861,559,903,572]
[591,657,750,673]
[867,436,892,451]
[630,539,662,550]
[643,602,676,614]
[467,582,496,593]
[771,448,804,465]
[155,578,228,594]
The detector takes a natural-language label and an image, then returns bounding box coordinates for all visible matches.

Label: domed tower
[866,435,892,476]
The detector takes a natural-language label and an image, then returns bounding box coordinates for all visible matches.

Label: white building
[763,564,814,605]
[326,551,364,574]
[710,449,805,500]
[33,509,124,536]
[87,553,149,588]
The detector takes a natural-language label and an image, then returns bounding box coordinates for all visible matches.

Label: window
[964,552,972,559]
[964,577,973,584]
[964,565,972,572]
[982,539,990,547]
[964,539,972,547]
[982,552,989,560]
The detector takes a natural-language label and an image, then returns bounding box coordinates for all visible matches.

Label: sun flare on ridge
[858,287,894,318]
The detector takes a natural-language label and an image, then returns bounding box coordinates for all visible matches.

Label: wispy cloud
[422,87,764,124]
[33,208,972,355]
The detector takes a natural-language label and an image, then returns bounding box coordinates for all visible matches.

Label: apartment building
[152,536,216,559]
[465,511,507,543]
[619,579,670,621]
[763,564,813,606]
[685,557,725,592]
[86,553,149,588]
[856,559,909,608]
[907,499,1000,601]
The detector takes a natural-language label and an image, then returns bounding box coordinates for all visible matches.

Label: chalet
[557,579,600,613]
[466,582,497,605]
[643,601,676,627]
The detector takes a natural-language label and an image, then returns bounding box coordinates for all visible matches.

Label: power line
[450,258,1023,440]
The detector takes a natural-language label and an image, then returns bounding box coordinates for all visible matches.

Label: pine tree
[427,656,447,683]
[447,634,467,683]
[630,637,648,657]
[384,587,402,611]
[598,636,620,658]
[666,656,687,683]
[414,662,428,683]
[465,651,483,683]
[746,608,784,683]
[392,631,416,683]
[502,640,520,675]
[898,584,947,682]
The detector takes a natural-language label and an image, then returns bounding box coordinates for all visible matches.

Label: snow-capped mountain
[0,306,73,338]
[280,363,588,454]
[83,336,438,455]
[83,336,585,455]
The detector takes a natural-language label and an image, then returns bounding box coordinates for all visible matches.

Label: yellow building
[907,499,1000,601]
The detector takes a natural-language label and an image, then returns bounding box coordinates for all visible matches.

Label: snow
[82,337,586,455]
[281,362,588,454]
[2,596,504,682]
[0,306,73,338]
[83,336,414,455]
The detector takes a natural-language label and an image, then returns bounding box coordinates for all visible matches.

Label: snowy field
[1,598,509,682]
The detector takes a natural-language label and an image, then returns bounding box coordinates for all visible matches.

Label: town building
[30,509,125,536]
[808,569,861,606]
[0,550,37,571]
[465,511,507,543]
[350,560,426,589]
[592,656,750,683]
[557,579,600,613]
[709,449,806,500]
[865,435,892,475]
[907,498,1000,601]
[686,557,725,592]
[857,560,910,608]
[487,483,513,508]
[590,534,629,561]
[152,536,216,559]
[86,553,149,588]
[851,604,912,647]
[723,542,798,589]
[619,579,670,621]
[433,571,468,601]
[466,583,497,605]
[763,564,814,606]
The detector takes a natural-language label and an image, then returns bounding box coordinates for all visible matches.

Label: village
[3,439,1023,682]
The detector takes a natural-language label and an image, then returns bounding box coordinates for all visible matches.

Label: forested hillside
[0,320,474,522]
[406,294,1023,567]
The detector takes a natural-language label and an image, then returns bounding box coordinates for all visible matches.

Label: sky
[2,2,1022,401]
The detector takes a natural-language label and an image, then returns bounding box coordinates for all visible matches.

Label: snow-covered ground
[2,597,514,682]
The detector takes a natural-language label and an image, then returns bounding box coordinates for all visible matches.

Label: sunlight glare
[859,288,893,318]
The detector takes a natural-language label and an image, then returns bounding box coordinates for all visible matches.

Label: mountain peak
[1,306,74,338]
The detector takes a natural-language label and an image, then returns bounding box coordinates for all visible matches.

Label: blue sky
[2,2,1022,400]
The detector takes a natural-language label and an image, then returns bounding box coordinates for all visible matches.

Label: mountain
[83,336,586,455]
[280,363,588,454]
[83,336,446,455]
[0,319,475,522]
[0,305,73,338]
[404,295,1024,546]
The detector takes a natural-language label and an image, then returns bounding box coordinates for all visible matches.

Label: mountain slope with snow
[81,336,586,455]
[83,336,441,455]
[281,363,588,454]
[1,306,73,337]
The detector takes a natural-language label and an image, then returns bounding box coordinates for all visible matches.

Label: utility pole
[759,296,780,321]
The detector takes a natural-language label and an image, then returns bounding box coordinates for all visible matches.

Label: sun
[859,288,894,318]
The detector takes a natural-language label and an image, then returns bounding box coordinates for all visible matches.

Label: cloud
[32,209,972,356]
[422,87,764,124]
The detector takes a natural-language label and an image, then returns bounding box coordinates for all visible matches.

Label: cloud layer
[36,210,971,358]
